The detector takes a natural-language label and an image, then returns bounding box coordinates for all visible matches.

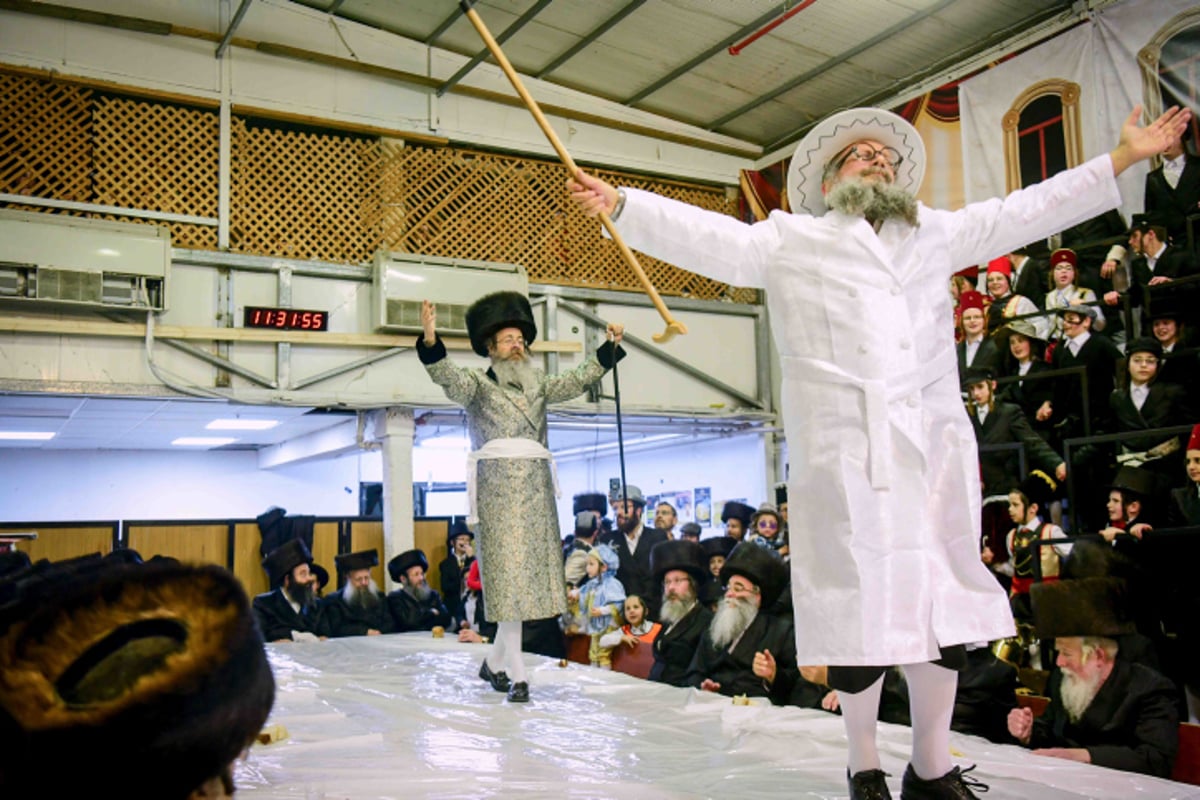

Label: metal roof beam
[216,0,255,59]
[535,0,647,79]
[436,0,553,97]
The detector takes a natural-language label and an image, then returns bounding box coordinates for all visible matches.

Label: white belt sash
[781,347,956,490]
[465,437,558,525]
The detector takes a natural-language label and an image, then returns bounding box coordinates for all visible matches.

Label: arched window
[1139,12,1200,158]
[1002,80,1083,193]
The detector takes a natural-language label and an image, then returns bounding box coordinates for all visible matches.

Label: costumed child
[598,593,661,652]
[572,542,625,669]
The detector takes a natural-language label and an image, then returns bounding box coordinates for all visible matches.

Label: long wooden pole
[459,1,687,344]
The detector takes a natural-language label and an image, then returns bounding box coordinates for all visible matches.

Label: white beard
[491,355,540,401]
[1060,668,1104,723]
[825,173,920,227]
[709,595,758,650]
[659,593,695,625]
[342,578,381,610]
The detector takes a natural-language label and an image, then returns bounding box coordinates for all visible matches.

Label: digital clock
[243,306,329,331]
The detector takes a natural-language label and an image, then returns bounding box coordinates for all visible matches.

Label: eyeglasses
[834,143,904,170]
[495,334,526,347]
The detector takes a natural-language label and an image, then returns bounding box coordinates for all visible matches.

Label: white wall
[0,448,374,522]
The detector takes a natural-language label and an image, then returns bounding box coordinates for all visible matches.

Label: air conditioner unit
[0,209,170,312]
[373,251,528,335]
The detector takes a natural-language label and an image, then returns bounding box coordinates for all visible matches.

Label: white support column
[373,406,415,591]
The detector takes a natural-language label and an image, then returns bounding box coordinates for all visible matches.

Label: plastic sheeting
[237,633,1199,799]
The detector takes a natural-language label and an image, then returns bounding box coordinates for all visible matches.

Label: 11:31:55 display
[243,306,329,331]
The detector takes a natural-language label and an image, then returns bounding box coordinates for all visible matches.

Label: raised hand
[421,299,437,345]
[1110,105,1193,176]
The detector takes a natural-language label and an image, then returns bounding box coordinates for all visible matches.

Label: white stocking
[901,661,957,780]
[496,621,526,683]
[839,674,884,774]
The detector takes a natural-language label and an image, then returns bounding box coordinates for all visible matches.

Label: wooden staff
[460,0,687,344]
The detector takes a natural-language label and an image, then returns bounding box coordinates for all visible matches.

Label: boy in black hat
[418,293,624,702]
[387,549,450,633]
[719,500,754,541]
[686,542,798,704]
[252,538,327,643]
[1008,578,1178,777]
[322,549,393,638]
[438,520,476,630]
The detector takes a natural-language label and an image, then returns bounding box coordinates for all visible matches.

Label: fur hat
[590,542,620,573]
[1032,577,1136,639]
[465,290,536,357]
[311,562,330,592]
[700,536,737,560]
[388,549,429,583]
[787,108,925,216]
[650,539,708,586]
[334,549,379,576]
[719,541,789,608]
[261,538,312,589]
[720,501,754,526]
[0,561,275,799]
[573,492,609,515]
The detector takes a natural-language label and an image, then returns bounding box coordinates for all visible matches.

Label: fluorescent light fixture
[206,418,279,431]
[0,431,56,441]
[97,247,121,257]
[421,435,471,450]
[172,436,237,447]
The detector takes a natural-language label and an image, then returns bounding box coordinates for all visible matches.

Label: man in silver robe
[418,292,624,702]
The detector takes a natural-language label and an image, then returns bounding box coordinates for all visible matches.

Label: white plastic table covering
[235,633,1199,799]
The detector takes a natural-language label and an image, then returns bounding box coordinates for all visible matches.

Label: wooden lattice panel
[92,95,219,218]
[230,117,379,262]
[0,73,93,201]
[378,144,753,302]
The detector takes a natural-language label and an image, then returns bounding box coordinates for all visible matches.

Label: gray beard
[659,590,696,625]
[825,174,920,227]
[404,580,432,603]
[342,579,381,610]
[709,595,758,650]
[491,355,540,401]
[1060,668,1103,723]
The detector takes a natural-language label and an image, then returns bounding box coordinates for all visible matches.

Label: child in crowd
[573,543,625,669]
[599,593,661,652]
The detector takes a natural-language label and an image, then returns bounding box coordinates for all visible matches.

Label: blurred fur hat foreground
[0,557,275,799]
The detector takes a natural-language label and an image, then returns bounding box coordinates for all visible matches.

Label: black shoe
[900,764,987,799]
[506,681,529,703]
[848,768,892,800]
[479,659,510,692]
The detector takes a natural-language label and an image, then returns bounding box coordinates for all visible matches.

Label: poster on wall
[694,487,712,528]
[651,490,694,525]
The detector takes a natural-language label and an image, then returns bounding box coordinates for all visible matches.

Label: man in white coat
[569,105,1190,800]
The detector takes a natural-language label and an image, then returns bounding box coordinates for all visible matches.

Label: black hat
[649,539,708,586]
[311,562,330,592]
[1054,304,1097,320]
[1144,295,1185,323]
[679,522,702,539]
[719,541,789,608]
[720,501,754,526]
[1032,577,1136,639]
[1109,465,1155,500]
[1125,337,1163,360]
[0,561,275,799]
[388,549,429,583]
[699,579,725,607]
[700,535,737,560]
[572,492,609,515]
[1128,213,1167,235]
[0,550,32,582]
[1016,470,1056,510]
[574,511,599,538]
[774,482,788,506]
[465,291,536,357]
[448,519,475,541]
[261,538,312,589]
[961,366,995,388]
[334,549,379,576]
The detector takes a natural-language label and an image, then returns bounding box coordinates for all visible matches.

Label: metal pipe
[0,193,217,226]
[291,347,409,390]
[161,338,278,388]
[728,0,815,56]
[216,0,255,60]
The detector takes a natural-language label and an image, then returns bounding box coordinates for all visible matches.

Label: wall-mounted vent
[373,251,527,335]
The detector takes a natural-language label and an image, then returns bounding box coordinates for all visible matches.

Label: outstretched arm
[1109,105,1192,177]
[567,171,620,217]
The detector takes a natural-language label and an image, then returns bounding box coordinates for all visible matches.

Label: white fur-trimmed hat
[786,108,925,216]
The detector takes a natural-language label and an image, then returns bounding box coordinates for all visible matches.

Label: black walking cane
[610,330,629,512]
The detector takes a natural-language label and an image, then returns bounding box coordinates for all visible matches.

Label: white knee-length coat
[613,155,1121,665]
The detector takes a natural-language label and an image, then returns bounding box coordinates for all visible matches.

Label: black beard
[825,175,920,227]
[286,581,315,609]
